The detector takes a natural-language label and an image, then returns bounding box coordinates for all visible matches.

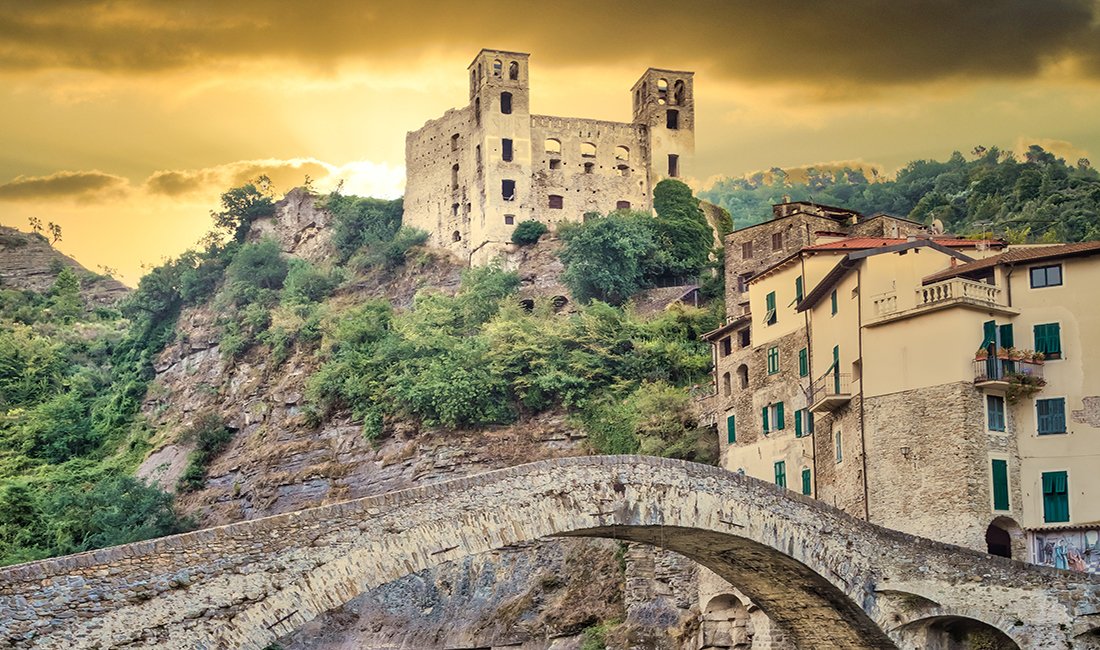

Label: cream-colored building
[705,218,1100,574]
[403,49,695,265]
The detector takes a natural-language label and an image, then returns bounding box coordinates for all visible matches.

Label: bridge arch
[0,457,1096,650]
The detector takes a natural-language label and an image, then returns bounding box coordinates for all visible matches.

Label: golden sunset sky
[3,0,1100,283]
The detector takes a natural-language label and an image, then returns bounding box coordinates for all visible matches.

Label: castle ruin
[403,49,695,265]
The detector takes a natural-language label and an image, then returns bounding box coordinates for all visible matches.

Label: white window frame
[834,427,843,463]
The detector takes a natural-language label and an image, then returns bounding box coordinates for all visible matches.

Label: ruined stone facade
[404,49,695,265]
[2,456,1097,650]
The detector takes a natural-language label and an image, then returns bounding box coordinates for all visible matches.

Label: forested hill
[700,145,1100,242]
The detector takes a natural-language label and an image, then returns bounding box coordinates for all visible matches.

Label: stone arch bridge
[2,456,1099,649]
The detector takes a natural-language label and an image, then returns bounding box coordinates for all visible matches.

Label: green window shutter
[807,411,815,434]
[774,461,786,487]
[795,276,803,302]
[726,415,736,444]
[801,468,812,495]
[830,289,838,315]
[767,347,779,374]
[991,459,1009,511]
[776,402,785,430]
[1052,398,1066,433]
[795,409,802,437]
[982,320,997,349]
[798,348,808,377]
[1050,323,1062,355]
[987,395,1005,431]
[766,291,775,311]
[1037,399,1051,434]
[1042,471,1070,523]
[999,323,1014,349]
[762,406,769,434]
[1034,323,1062,357]
[1038,399,1066,434]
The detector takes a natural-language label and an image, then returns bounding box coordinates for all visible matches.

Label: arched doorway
[986,516,1024,559]
[897,615,1020,650]
[700,594,752,649]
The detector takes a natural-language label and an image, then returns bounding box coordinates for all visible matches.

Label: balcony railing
[808,371,852,414]
[974,357,1045,386]
[917,277,1003,309]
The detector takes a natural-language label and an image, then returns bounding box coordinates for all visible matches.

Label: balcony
[974,356,1045,394]
[868,278,1018,326]
[808,371,852,414]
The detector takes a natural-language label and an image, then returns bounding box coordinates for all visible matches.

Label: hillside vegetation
[702,145,1100,242]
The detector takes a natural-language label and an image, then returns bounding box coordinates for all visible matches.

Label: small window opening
[580,142,597,158]
[500,92,513,114]
[584,162,595,174]
[551,295,569,312]
[549,159,562,170]
[451,203,459,217]
[722,372,732,397]
[504,214,515,225]
[668,154,679,177]
[719,337,732,357]
[452,230,461,242]
[667,109,679,130]
[548,194,563,209]
[616,200,631,210]
[657,78,668,105]
[545,138,561,154]
[451,133,459,151]
[736,364,748,389]
[502,179,516,201]
[741,242,753,260]
[616,164,630,177]
[502,138,513,162]
[772,231,783,251]
[519,299,534,312]
[474,97,481,126]
[451,164,459,191]
[672,79,685,105]
[738,328,750,348]
[508,61,519,80]
[492,59,502,76]
[614,146,629,161]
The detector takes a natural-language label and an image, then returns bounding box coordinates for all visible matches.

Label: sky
[3,0,1100,284]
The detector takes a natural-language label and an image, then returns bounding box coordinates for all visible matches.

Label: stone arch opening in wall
[583,162,595,174]
[451,164,459,191]
[722,371,732,397]
[673,79,686,105]
[452,230,461,242]
[894,615,1021,650]
[545,138,561,154]
[701,594,753,649]
[657,77,668,104]
[500,92,513,114]
[615,145,629,162]
[580,142,597,158]
[986,515,1022,559]
[616,164,630,177]
[509,61,519,80]
[493,59,502,76]
[737,364,749,389]
[551,295,568,312]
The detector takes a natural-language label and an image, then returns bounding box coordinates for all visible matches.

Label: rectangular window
[1030,264,1062,288]
[1042,471,1069,523]
[1037,398,1067,435]
[1034,323,1062,359]
[549,159,562,170]
[767,346,779,374]
[765,291,777,325]
[668,154,680,178]
[548,194,563,209]
[795,276,803,303]
[835,429,843,463]
[720,337,732,357]
[774,461,786,488]
[738,328,750,348]
[762,402,785,433]
[737,273,751,293]
[502,179,516,201]
[500,91,513,114]
[991,459,1010,511]
[742,242,753,260]
[801,468,812,496]
[727,415,736,444]
[772,232,783,251]
[794,409,802,437]
[616,200,631,210]
[504,215,515,225]
[450,133,459,150]
[830,289,838,316]
[666,109,679,129]
[798,348,808,377]
[501,138,513,162]
[987,394,1006,432]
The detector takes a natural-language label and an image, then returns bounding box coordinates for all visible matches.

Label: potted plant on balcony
[1030,350,1046,364]
[996,347,1014,360]
[975,348,990,361]
[1006,372,1046,403]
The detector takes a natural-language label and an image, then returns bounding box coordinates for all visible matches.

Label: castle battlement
[403,49,696,265]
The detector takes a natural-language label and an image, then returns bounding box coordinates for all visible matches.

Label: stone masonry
[2,456,1098,650]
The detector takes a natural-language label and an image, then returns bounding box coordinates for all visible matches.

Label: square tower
[631,69,695,184]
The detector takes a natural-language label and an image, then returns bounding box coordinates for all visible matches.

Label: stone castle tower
[403,49,695,265]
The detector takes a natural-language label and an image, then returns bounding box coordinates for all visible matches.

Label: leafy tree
[511,220,548,245]
[212,177,276,243]
[223,238,288,306]
[559,211,658,305]
[281,259,341,305]
[651,179,713,280]
[325,193,404,262]
[48,267,82,322]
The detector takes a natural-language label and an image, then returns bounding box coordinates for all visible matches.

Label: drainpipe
[801,255,818,499]
[1004,264,1014,307]
[856,267,871,522]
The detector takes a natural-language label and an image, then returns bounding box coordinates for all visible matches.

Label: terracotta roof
[804,237,1003,252]
[922,241,1100,284]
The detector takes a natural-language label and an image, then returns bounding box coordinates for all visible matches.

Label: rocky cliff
[132,189,704,649]
[0,225,128,305]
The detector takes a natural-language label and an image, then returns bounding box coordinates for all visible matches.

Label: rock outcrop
[0,225,128,305]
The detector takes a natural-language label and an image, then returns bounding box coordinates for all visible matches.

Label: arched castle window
[451,164,459,191]
[493,59,502,76]
[737,364,749,389]
[614,146,629,162]
[657,78,668,105]
[509,61,519,80]
[451,133,459,151]
[667,109,680,130]
[580,142,596,158]
[452,230,462,242]
[673,79,686,105]
[500,92,513,115]
[545,138,561,154]
[474,97,481,126]
[722,372,731,397]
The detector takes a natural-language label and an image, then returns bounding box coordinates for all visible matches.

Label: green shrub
[351,226,428,271]
[325,193,404,262]
[559,211,659,305]
[177,412,233,493]
[281,259,341,305]
[511,219,548,245]
[223,239,288,305]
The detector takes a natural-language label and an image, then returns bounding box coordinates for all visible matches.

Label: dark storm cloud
[0,171,129,201]
[1,1,1098,85]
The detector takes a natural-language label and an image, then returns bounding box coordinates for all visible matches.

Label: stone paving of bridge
[2,456,1099,649]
